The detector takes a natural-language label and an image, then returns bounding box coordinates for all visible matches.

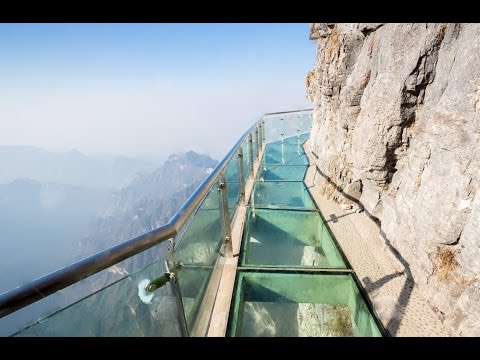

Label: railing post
[218,172,233,257]
[237,147,245,203]
[280,118,284,144]
[261,120,266,174]
[255,127,259,159]
[165,257,189,337]
[262,120,266,143]
[248,133,254,175]
[297,128,301,153]
[258,123,263,150]
[297,116,301,137]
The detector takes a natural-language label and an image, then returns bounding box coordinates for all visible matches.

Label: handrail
[0,116,266,319]
[264,108,313,116]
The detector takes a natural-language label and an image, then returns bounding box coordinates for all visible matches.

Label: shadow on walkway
[310,162,414,336]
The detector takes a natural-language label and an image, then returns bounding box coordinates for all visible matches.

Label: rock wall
[306,23,480,336]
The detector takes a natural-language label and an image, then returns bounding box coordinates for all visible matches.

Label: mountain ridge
[0,149,218,336]
[0,145,159,190]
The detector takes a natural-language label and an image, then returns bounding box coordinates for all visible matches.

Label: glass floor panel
[264,152,309,166]
[241,209,346,268]
[258,165,308,181]
[228,271,381,337]
[265,144,305,157]
[252,181,316,210]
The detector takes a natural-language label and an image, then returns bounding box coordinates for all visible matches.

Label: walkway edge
[206,145,266,337]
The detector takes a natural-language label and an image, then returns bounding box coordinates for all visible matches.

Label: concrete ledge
[206,146,265,337]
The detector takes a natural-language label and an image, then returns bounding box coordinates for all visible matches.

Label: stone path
[303,140,449,336]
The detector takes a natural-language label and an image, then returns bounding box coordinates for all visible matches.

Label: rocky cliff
[306,23,480,336]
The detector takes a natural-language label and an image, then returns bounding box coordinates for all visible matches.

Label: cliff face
[306,23,480,336]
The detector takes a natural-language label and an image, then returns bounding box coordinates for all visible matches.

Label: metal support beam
[262,120,266,143]
[258,123,263,150]
[280,118,284,144]
[165,258,189,337]
[255,127,259,159]
[218,172,233,257]
[248,133,254,175]
[237,266,354,273]
[237,147,245,203]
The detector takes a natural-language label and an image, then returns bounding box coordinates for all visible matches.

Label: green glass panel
[174,212,221,266]
[264,150,309,166]
[229,271,381,337]
[281,119,303,139]
[252,134,258,160]
[263,112,312,144]
[297,115,312,134]
[225,158,239,183]
[15,248,184,337]
[265,143,305,157]
[241,209,346,268]
[174,179,224,331]
[252,181,316,210]
[225,157,240,221]
[258,165,308,181]
[267,134,309,148]
[264,118,282,144]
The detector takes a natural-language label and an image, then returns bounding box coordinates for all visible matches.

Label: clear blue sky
[0,24,315,160]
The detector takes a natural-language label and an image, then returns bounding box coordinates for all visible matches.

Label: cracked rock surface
[306,23,480,336]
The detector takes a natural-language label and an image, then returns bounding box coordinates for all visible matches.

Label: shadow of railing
[309,160,414,336]
[363,272,405,292]
[325,212,354,223]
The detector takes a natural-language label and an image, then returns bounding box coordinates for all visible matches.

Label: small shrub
[434,247,459,283]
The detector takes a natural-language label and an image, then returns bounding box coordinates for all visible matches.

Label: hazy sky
[0,24,315,160]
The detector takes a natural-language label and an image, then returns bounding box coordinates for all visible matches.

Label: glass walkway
[0,110,383,337]
[228,134,381,337]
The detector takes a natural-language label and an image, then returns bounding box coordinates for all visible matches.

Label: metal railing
[0,109,313,320]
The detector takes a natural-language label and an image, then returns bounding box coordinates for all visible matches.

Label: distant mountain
[47,151,217,336]
[53,151,218,334]
[0,150,218,336]
[0,146,158,189]
[0,178,112,293]
[72,151,217,266]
